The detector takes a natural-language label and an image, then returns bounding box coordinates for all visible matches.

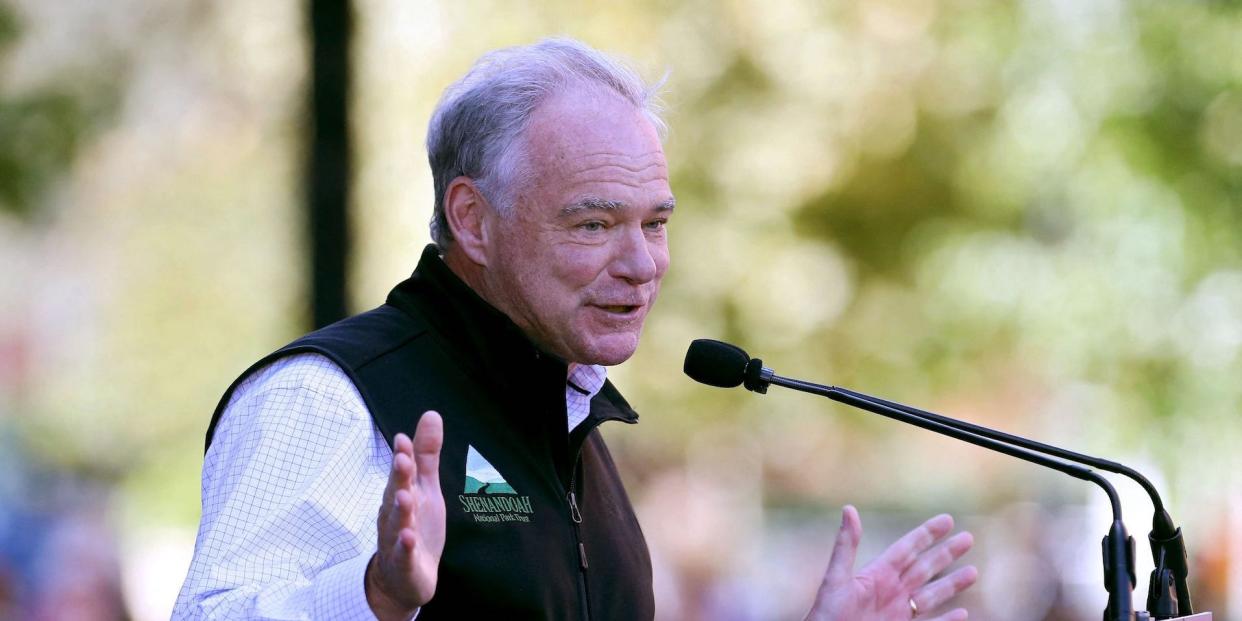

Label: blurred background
[0,0,1239,619]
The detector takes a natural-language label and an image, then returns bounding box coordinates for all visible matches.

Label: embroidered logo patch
[458,445,533,523]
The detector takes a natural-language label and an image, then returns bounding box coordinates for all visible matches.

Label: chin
[576,333,641,366]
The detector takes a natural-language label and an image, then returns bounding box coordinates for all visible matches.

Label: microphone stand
[745,367,1138,621]
[682,338,1211,619]
[825,387,1192,618]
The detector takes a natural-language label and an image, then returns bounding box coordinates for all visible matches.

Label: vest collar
[385,244,638,424]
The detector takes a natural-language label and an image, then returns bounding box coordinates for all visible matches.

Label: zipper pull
[578,542,589,570]
[567,490,583,524]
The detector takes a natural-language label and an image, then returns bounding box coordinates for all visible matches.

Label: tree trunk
[306,0,352,328]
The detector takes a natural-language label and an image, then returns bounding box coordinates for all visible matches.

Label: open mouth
[594,304,641,315]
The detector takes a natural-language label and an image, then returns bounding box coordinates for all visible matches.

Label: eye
[578,220,606,232]
[644,219,667,232]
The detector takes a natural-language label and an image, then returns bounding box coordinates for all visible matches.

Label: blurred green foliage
[1,2,1240,616]
[0,0,1234,519]
[0,2,118,219]
[620,0,1242,487]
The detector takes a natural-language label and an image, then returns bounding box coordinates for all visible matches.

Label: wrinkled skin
[444,85,674,366]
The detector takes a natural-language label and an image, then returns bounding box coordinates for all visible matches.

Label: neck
[441,244,489,299]
[442,245,515,333]
[441,244,561,363]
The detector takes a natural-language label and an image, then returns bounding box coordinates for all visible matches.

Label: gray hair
[426,37,667,246]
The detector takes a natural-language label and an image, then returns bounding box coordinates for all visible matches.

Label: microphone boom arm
[765,374,1125,518]
[757,369,1139,620]
[827,387,1191,615]
[686,339,1198,620]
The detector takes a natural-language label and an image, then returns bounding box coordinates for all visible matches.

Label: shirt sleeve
[173,353,393,621]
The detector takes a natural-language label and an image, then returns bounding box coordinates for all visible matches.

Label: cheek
[551,246,611,288]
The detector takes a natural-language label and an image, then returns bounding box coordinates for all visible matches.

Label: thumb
[413,411,444,492]
[823,505,862,587]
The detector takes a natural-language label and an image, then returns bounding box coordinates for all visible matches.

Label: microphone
[685,339,1145,620]
[683,339,751,388]
[684,338,1193,617]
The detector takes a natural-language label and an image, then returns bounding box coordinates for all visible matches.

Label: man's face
[480,87,674,366]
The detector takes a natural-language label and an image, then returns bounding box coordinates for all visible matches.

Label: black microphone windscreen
[684,339,751,388]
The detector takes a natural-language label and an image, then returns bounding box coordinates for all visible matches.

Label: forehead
[519,87,670,204]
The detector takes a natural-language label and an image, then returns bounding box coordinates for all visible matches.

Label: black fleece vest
[205,245,655,620]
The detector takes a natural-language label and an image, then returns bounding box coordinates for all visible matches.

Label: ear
[443,176,493,266]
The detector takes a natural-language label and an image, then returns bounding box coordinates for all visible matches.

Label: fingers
[823,505,863,587]
[911,565,978,617]
[900,531,974,590]
[394,488,416,529]
[413,411,444,495]
[386,410,443,521]
[874,513,955,575]
[398,528,417,554]
[381,433,418,548]
[383,433,415,512]
[922,608,968,621]
[372,417,448,613]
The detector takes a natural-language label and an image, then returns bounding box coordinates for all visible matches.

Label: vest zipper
[564,396,636,620]
[567,453,591,620]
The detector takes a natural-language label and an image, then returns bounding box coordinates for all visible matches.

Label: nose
[609,224,659,284]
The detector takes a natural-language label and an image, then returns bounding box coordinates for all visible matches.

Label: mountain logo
[463,445,517,494]
[458,445,533,523]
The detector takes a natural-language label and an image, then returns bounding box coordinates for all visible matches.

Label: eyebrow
[559,196,677,217]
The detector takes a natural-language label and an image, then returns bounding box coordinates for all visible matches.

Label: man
[175,38,978,620]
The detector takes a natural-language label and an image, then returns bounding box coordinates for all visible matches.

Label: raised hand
[366,411,447,621]
[805,505,978,621]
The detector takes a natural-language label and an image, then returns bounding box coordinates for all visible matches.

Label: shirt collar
[567,363,607,398]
